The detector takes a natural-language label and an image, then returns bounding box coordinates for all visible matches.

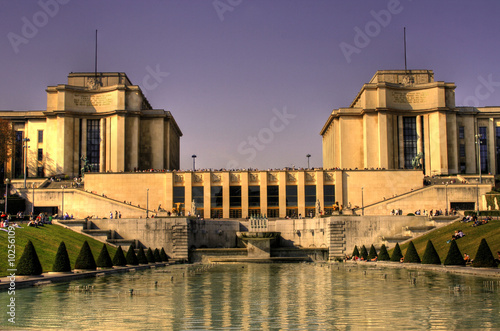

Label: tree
[403,241,421,263]
[137,247,149,264]
[74,241,96,270]
[146,248,155,263]
[112,246,127,267]
[378,244,390,261]
[96,244,113,268]
[126,244,139,266]
[352,245,359,258]
[17,240,43,276]
[52,241,72,272]
[390,243,403,262]
[360,245,368,260]
[160,248,169,262]
[421,240,441,265]
[472,238,497,268]
[368,245,378,260]
[0,119,14,168]
[444,240,465,266]
[154,248,161,263]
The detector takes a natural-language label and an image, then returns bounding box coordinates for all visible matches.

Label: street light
[61,185,66,219]
[32,183,36,214]
[361,187,364,216]
[445,183,448,215]
[4,178,10,215]
[306,154,311,169]
[23,137,30,188]
[192,155,197,171]
[146,188,149,218]
[475,134,482,184]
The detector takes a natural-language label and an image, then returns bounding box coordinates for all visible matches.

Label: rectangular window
[248,186,260,207]
[496,127,500,174]
[324,185,335,207]
[211,186,223,208]
[192,186,204,206]
[173,186,185,204]
[286,185,297,207]
[230,186,241,207]
[37,166,44,178]
[459,144,466,158]
[305,185,316,207]
[479,127,488,173]
[38,130,43,143]
[37,148,43,162]
[267,185,279,207]
[14,131,23,178]
[86,119,100,172]
[403,117,417,169]
[459,126,465,139]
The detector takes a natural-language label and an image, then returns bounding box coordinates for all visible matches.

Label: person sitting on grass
[463,253,472,264]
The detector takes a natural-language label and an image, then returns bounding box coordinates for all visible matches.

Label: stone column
[398,116,404,168]
[488,118,496,175]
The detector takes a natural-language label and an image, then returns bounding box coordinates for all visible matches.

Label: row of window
[172,185,335,208]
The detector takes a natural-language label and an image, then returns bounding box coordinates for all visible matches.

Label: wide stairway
[328,220,346,260]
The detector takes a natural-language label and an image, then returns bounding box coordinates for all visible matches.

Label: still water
[2,263,500,330]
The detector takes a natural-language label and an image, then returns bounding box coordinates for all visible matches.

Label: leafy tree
[421,240,441,265]
[390,243,403,262]
[112,246,127,266]
[17,240,43,276]
[74,241,96,270]
[160,248,169,262]
[368,245,378,260]
[126,244,139,265]
[472,238,497,268]
[0,119,14,168]
[146,248,155,263]
[96,244,113,268]
[378,244,390,261]
[352,245,359,258]
[137,247,149,264]
[444,240,465,266]
[360,245,368,260]
[403,241,421,263]
[154,248,161,263]
[52,241,71,272]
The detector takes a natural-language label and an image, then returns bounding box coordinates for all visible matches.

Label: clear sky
[1,0,500,170]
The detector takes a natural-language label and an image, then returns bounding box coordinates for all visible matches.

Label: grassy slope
[391,220,500,262]
[0,224,118,277]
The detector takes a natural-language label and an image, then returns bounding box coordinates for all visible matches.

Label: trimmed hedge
[390,243,403,262]
[52,241,72,272]
[368,245,378,260]
[112,246,127,267]
[137,247,149,264]
[146,248,155,263]
[96,244,113,268]
[378,244,390,261]
[360,245,368,260]
[160,248,169,262]
[154,248,161,263]
[421,240,441,265]
[444,240,465,266]
[126,244,139,266]
[472,238,497,268]
[17,240,43,276]
[403,241,421,263]
[74,241,96,270]
[352,246,359,258]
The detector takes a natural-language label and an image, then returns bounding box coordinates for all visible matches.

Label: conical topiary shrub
[378,244,390,261]
[52,241,72,272]
[444,240,465,266]
[146,248,155,263]
[112,246,127,267]
[390,243,403,262]
[472,238,497,268]
[154,248,161,262]
[137,247,149,264]
[352,246,359,258]
[126,244,139,266]
[368,245,378,260]
[17,240,43,276]
[403,241,420,263]
[160,248,169,262]
[421,240,441,265]
[74,241,96,270]
[360,245,368,260]
[96,244,113,269]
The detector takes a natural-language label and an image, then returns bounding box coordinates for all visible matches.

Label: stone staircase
[171,223,189,262]
[328,220,346,260]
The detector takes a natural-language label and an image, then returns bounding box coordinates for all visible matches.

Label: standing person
[110,211,113,219]
[118,211,121,218]
[115,211,118,219]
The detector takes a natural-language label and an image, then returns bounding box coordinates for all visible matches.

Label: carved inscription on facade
[392,91,426,104]
[74,93,113,107]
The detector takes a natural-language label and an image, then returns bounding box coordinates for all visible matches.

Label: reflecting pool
[2,263,500,330]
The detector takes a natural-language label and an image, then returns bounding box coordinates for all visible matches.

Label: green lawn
[0,224,118,277]
[390,219,500,263]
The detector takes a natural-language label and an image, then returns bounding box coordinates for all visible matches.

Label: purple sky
[2,0,500,170]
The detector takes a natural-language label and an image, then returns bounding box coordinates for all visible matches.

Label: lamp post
[306,154,311,169]
[361,187,364,216]
[192,155,197,171]
[32,183,35,214]
[61,185,65,219]
[146,188,149,218]
[475,134,482,184]
[23,137,30,188]
[4,178,10,215]
[445,183,448,215]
